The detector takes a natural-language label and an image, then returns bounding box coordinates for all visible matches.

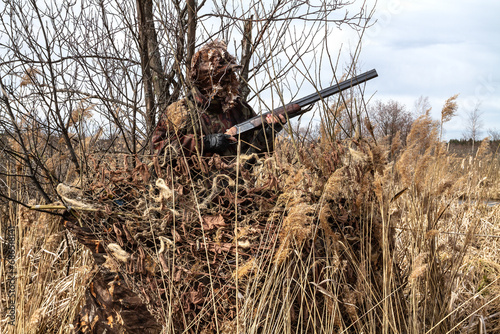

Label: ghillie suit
[152,40,283,157]
[59,41,404,331]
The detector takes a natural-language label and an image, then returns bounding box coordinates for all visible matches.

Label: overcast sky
[358,0,500,140]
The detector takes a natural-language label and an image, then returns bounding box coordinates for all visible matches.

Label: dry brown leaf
[202,214,226,230]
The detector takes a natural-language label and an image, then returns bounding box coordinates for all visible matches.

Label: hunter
[152,40,286,157]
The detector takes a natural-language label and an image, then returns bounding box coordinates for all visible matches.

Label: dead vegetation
[2,111,500,333]
[0,1,499,332]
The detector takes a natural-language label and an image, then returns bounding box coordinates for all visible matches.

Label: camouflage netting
[60,139,400,333]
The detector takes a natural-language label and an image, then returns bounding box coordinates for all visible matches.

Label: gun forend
[226,103,301,136]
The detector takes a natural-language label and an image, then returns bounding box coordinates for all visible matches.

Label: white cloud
[359,0,500,139]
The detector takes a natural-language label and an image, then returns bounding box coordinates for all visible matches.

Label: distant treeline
[448,138,500,156]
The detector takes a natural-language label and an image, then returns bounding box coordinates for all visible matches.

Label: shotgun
[227,69,378,136]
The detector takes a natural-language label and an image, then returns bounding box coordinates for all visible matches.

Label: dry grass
[1,112,500,334]
[1,203,93,334]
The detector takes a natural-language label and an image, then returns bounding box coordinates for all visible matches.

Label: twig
[29,204,143,219]
[392,226,500,239]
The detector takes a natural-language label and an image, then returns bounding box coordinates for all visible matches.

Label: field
[1,111,499,334]
[1,0,499,332]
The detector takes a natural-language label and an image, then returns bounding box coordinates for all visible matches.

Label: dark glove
[203,133,232,154]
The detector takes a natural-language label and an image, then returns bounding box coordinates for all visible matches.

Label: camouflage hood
[189,40,241,113]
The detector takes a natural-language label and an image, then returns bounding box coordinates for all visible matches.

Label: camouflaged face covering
[189,40,241,113]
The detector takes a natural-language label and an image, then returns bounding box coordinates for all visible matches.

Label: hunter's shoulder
[161,98,191,132]
[237,98,256,117]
